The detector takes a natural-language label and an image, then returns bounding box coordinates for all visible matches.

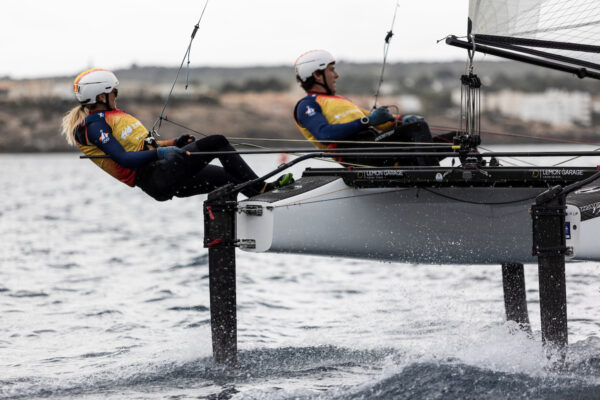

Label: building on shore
[452,88,592,127]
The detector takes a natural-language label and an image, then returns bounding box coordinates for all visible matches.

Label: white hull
[236,176,600,264]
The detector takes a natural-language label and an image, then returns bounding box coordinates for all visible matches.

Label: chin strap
[314,70,332,95]
[100,93,113,111]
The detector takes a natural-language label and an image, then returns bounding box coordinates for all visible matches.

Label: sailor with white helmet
[293,50,396,149]
[61,68,292,201]
[293,50,453,166]
[294,49,338,95]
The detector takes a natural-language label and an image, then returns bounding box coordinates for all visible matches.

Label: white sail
[468,0,600,68]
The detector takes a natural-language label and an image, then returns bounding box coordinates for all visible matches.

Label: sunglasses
[112,88,119,97]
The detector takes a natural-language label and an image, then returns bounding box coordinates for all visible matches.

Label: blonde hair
[61,105,88,146]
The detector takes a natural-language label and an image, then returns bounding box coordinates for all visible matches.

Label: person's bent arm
[87,120,157,168]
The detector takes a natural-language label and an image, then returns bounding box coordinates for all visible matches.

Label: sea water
[1,149,600,399]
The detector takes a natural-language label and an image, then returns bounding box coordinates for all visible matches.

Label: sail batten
[510,18,600,38]
[474,35,600,54]
[473,36,600,75]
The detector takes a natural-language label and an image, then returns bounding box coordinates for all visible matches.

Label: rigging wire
[160,108,600,152]
[157,117,386,167]
[460,45,481,138]
[435,124,600,166]
[160,113,600,170]
[160,119,401,168]
[474,145,533,167]
[150,0,209,137]
[430,124,597,144]
[553,148,600,166]
[160,115,451,147]
[373,0,400,110]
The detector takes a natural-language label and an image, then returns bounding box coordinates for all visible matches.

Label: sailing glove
[174,133,196,148]
[367,107,395,125]
[157,146,187,161]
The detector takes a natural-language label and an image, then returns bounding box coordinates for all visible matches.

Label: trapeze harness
[74,109,154,186]
[293,93,395,149]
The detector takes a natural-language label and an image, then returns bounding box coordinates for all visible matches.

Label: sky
[1,0,470,79]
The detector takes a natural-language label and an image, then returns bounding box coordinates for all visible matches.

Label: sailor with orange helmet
[62,68,292,201]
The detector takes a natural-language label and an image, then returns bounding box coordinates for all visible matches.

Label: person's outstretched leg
[174,164,237,198]
[180,135,293,197]
[181,135,267,195]
[175,164,277,198]
[183,135,260,183]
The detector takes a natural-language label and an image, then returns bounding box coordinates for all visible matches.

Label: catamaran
[200,0,600,363]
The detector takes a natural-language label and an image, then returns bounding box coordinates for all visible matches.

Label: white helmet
[294,50,335,82]
[73,68,119,104]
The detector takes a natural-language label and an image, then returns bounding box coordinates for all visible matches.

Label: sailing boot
[263,173,295,192]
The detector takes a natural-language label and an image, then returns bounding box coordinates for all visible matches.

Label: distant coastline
[2,61,599,153]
